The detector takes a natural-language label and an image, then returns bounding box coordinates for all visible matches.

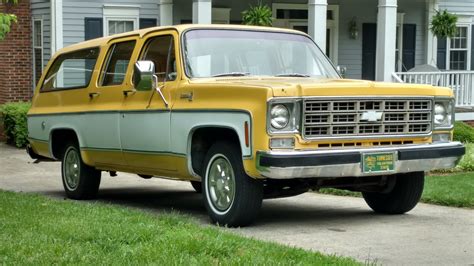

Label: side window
[41,48,99,91]
[100,40,136,86]
[141,35,176,81]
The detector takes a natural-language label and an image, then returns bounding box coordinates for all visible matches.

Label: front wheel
[203,141,263,227]
[362,172,424,214]
[61,142,101,200]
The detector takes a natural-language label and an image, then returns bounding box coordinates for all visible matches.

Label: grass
[0,190,359,265]
[318,172,473,208]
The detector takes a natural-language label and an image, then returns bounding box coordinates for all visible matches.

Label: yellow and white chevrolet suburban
[27,25,465,226]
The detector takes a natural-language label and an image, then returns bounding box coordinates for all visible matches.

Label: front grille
[303,98,433,139]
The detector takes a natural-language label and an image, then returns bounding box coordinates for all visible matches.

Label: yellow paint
[28,24,455,180]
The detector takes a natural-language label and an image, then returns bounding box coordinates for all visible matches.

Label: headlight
[433,99,454,129]
[270,104,290,129]
[434,103,447,125]
[267,100,301,134]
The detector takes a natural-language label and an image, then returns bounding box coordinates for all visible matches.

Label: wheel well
[50,129,79,160]
[190,127,241,176]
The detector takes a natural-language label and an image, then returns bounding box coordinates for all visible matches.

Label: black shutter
[84,18,103,41]
[437,37,447,70]
[471,25,474,70]
[402,24,416,71]
[139,18,157,29]
[362,23,377,81]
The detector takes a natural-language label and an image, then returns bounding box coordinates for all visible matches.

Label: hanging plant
[242,2,273,27]
[430,10,458,39]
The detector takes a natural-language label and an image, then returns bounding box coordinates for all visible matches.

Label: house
[0,0,473,120]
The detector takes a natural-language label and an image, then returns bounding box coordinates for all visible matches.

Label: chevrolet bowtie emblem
[360,111,383,122]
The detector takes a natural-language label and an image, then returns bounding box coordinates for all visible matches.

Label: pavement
[0,142,473,265]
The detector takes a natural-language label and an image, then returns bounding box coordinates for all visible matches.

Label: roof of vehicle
[55,24,310,55]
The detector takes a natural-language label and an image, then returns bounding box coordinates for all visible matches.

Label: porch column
[425,0,439,66]
[192,0,212,24]
[50,0,63,53]
[159,0,173,26]
[375,0,397,81]
[308,0,327,52]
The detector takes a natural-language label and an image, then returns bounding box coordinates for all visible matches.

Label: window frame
[32,17,44,90]
[138,33,179,83]
[98,40,137,87]
[39,47,101,93]
[444,24,472,71]
[103,5,139,36]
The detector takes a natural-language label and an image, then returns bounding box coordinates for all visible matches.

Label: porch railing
[392,71,474,107]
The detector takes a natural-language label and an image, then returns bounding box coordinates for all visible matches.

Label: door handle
[180,92,193,101]
[123,89,136,97]
[89,92,100,99]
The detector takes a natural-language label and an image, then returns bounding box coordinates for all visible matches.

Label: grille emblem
[360,111,383,122]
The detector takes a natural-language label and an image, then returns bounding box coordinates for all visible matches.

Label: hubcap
[64,148,80,190]
[207,155,236,212]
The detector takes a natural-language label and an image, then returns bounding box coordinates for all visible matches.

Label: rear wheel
[362,172,424,214]
[203,141,263,227]
[61,142,101,199]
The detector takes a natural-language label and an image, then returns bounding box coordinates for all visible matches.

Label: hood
[190,77,453,98]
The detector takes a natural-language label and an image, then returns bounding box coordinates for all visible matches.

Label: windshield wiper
[212,72,250,77]
[275,73,310,77]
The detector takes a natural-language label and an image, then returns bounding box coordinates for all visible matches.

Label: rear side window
[100,41,136,86]
[41,48,99,91]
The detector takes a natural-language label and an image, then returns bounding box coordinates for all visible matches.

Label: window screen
[41,48,99,91]
[101,41,136,86]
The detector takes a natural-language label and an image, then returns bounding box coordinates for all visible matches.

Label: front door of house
[272,4,339,65]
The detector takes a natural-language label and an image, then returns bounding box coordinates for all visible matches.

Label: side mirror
[336,65,347,78]
[133,61,155,91]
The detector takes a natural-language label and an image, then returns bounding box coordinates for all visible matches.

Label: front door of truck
[119,31,179,172]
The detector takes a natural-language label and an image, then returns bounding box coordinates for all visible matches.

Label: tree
[0,0,18,41]
[242,2,272,27]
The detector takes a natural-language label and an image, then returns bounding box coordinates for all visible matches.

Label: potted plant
[430,9,458,39]
[242,2,272,27]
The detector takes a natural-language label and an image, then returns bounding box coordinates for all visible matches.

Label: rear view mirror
[133,61,155,91]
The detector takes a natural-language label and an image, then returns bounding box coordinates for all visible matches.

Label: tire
[61,142,101,200]
[203,141,263,227]
[362,172,424,214]
[190,181,202,193]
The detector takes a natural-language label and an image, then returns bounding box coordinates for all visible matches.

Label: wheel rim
[206,154,236,213]
[64,148,80,190]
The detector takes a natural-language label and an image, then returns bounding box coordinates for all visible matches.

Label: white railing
[393,71,474,107]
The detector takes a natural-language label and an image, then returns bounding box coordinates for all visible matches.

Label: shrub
[242,2,272,26]
[0,102,31,148]
[457,143,474,172]
[454,121,474,143]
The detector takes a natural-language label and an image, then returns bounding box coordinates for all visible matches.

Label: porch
[157,0,474,111]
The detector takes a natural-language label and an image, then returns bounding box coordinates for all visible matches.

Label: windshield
[183,29,339,79]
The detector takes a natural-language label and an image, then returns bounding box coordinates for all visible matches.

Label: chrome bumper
[256,142,465,179]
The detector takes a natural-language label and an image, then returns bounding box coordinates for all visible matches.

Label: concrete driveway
[0,143,473,265]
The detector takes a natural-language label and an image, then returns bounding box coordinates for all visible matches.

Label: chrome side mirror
[133,61,155,91]
[336,65,347,78]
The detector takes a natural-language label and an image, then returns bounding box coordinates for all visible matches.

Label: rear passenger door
[119,31,179,172]
[86,36,138,169]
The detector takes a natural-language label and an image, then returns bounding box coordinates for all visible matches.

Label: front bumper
[256,142,465,179]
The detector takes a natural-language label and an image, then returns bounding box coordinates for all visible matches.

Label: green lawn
[319,172,474,208]
[0,191,359,265]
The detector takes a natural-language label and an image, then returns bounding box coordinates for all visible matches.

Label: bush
[0,102,31,148]
[458,143,474,172]
[454,121,474,143]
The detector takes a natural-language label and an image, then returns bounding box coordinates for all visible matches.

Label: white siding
[62,0,160,47]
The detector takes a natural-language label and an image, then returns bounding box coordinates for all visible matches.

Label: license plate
[362,152,396,173]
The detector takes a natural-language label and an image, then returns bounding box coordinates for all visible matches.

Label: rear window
[41,47,100,91]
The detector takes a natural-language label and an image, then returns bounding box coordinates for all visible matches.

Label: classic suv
[27,25,465,226]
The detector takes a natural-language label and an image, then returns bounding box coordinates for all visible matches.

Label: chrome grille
[303,98,433,139]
